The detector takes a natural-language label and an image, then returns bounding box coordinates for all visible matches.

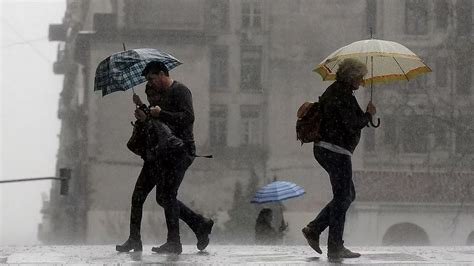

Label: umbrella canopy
[314,39,431,85]
[251,181,305,204]
[94,48,182,96]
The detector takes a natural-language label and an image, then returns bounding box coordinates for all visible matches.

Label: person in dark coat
[116,62,213,254]
[302,58,376,259]
[255,208,287,245]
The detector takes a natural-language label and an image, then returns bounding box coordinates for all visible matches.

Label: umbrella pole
[279,203,287,245]
[122,43,136,95]
[279,203,286,228]
[369,55,380,128]
[370,55,374,102]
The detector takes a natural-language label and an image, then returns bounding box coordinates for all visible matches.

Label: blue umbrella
[94,48,182,96]
[251,181,305,204]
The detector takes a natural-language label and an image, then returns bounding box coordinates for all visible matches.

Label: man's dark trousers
[129,146,203,242]
[308,146,355,250]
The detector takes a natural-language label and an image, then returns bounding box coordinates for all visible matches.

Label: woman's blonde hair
[336,58,368,83]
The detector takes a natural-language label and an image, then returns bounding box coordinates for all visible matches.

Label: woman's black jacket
[318,81,371,153]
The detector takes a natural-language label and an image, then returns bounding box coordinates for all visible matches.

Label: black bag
[127,117,185,161]
[296,101,321,145]
[127,122,146,156]
[145,119,184,161]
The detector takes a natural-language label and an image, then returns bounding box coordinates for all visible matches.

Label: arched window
[467,231,474,245]
[383,223,430,246]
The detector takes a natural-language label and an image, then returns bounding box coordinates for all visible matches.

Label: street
[1,245,474,264]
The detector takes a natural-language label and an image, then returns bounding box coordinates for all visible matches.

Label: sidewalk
[1,245,474,264]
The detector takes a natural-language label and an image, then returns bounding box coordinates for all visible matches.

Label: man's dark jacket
[127,80,195,161]
[154,81,195,144]
[318,81,371,153]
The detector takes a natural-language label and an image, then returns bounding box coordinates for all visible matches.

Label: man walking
[116,61,213,254]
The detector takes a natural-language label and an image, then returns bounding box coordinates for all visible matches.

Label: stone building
[346,0,474,246]
[40,0,473,246]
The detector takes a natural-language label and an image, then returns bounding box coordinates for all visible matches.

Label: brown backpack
[296,101,321,145]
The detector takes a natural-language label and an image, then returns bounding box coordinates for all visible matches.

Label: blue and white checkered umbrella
[94,48,182,96]
[251,181,305,204]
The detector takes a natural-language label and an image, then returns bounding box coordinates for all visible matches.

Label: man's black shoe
[302,226,322,254]
[116,238,142,252]
[327,246,361,259]
[196,218,214,251]
[151,242,183,254]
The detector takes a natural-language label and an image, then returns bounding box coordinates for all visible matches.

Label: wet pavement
[1,245,474,264]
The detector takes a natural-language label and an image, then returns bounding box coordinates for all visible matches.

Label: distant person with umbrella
[116,61,214,254]
[302,58,376,259]
[255,208,288,245]
[251,180,304,244]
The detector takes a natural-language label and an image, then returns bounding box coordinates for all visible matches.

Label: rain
[1,0,473,264]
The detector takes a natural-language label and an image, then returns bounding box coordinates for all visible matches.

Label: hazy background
[1,0,65,245]
[1,0,472,247]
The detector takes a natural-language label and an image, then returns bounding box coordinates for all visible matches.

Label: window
[240,105,262,145]
[406,73,427,94]
[435,0,449,30]
[456,0,472,36]
[364,127,375,152]
[456,61,472,95]
[126,0,203,30]
[240,46,262,92]
[210,105,228,147]
[367,0,377,36]
[207,0,229,31]
[455,117,474,154]
[289,0,301,13]
[401,115,429,153]
[210,46,228,91]
[242,0,262,29]
[433,122,449,149]
[384,115,397,151]
[405,0,428,35]
[435,56,448,87]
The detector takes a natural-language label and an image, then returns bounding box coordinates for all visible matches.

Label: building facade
[347,0,474,246]
[40,0,473,246]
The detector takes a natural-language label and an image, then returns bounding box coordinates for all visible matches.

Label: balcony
[125,0,205,32]
[49,23,66,41]
[93,13,117,32]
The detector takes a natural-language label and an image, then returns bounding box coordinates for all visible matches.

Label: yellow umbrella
[314,39,431,127]
[314,39,431,84]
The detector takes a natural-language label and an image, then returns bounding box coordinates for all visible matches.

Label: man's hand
[366,101,376,116]
[150,106,161,117]
[133,93,143,106]
[134,108,147,121]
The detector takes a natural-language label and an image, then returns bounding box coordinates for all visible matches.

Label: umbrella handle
[369,117,380,128]
[279,204,288,231]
